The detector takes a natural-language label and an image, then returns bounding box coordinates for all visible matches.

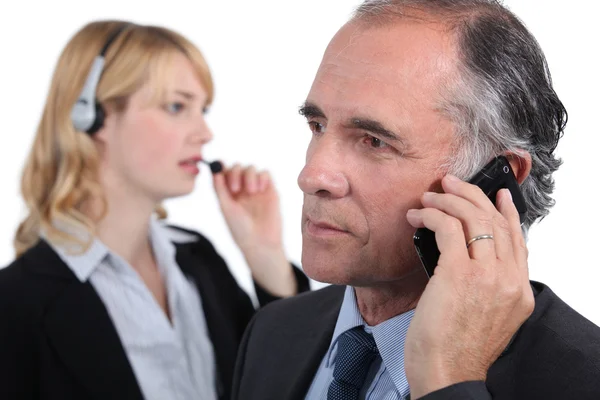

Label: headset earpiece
[70,24,129,135]
[87,102,106,135]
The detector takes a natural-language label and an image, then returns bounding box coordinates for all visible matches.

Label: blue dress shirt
[305,285,415,400]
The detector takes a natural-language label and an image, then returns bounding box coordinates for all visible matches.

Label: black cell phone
[413,156,527,278]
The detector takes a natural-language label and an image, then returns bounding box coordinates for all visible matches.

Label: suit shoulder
[0,254,42,322]
[163,223,214,248]
[0,241,76,316]
[253,285,345,324]
[519,282,600,379]
[533,282,600,350]
[0,254,33,299]
[164,223,226,263]
[164,223,242,285]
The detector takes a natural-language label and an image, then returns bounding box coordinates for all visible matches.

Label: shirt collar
[370,305,415,394]
[149,218,177,270]
[328,285,366,366]
[44,217,198,283]
[42,220,109,282]
[326,285,415,393]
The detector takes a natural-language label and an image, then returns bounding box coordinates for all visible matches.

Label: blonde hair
[14,20,214,257]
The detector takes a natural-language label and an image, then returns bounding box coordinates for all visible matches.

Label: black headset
[70,24,130,135]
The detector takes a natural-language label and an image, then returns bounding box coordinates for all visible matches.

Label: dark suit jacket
[0,225,309,400]
[232,281,600,399]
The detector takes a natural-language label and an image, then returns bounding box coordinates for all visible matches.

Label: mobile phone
[413,156,527,277]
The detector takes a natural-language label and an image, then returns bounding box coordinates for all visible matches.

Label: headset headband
[70,24,130,134]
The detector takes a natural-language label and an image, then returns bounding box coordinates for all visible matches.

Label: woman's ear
[503,150,532,184]
[92,103,116,143]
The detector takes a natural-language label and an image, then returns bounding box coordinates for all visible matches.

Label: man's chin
[301,255,370,287]
[301,252,427,288]
[301,256,344,285]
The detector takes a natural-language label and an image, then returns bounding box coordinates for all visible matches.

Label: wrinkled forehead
[309,20,458,114]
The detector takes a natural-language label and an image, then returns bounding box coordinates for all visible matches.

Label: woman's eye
[165,102,185,114]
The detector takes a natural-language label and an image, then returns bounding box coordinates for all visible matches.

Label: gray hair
[352,0,567,235]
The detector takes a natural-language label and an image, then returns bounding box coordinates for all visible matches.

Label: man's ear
[503,150,532,184]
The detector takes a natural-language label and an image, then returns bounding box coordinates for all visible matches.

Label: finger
[441,174,514,263]
[257,171,271,192]
[226,163,243,194]
[441,174,497,215]
[421,191,494,260]
[212,170,233,206]
[407,208,470,269]
[496,188,527,270]
[242,166,258,194]
[487,192,516,264]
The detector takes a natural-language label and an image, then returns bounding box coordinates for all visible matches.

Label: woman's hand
[212,163,296,297]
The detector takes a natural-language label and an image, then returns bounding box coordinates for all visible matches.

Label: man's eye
[308,121,326,134]
[367,136,388,148]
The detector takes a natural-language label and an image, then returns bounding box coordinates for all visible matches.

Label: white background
[0,1,598,324]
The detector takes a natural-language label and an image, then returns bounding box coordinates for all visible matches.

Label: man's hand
[404,174,534,398]
[212,163,296,297]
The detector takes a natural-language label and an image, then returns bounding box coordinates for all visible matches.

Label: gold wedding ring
[466,234,494,248]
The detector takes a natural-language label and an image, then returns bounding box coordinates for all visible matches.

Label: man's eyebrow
[349,118,403,143]
[298,102,406,145]
[298,102,326,119]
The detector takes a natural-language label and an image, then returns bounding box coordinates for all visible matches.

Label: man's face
[298,20,458,286]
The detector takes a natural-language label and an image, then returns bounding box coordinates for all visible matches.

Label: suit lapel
[176,241,233,399]
[27,241,144,400]
[290,288,344,400]
[283,286,345,400]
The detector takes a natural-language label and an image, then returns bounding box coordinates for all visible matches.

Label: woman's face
[96,52,213,203]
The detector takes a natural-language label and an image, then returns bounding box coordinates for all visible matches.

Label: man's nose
[297,137,349,199]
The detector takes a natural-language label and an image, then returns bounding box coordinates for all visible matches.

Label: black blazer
[0,225,309,400]
[232,281,600,399]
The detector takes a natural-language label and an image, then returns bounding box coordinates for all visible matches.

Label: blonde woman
[0,21,308,400]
